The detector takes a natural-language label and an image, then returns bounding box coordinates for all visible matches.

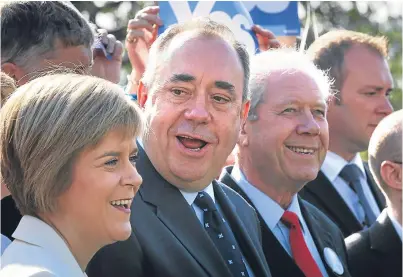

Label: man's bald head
[368,110,402,194]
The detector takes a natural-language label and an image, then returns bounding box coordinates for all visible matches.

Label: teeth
[288,146,315,154]
[188,147,201,152]
[111,199,131,206]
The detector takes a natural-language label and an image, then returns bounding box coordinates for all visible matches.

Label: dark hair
[1,1,93,71]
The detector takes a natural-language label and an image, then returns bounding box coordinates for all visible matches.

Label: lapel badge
[323,247,344,275]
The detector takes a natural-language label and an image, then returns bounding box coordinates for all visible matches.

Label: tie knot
[339,164,362,183]
[281,211,300,228]
[194,192,217,212]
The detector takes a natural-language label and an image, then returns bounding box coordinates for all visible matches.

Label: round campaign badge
[323,247,344,275]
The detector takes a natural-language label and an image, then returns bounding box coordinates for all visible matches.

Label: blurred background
[72,1,402,111]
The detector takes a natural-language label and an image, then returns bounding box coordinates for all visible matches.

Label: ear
[137,80,148,108]
[2,63,28,86]
[238,118,250,147]
[380,160,402,191]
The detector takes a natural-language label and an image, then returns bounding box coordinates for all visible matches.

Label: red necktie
[281,211,323,277]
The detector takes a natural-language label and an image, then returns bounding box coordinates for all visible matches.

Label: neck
[237,158,298,210]
[328,141,357,162]
[41,214,99,271]
[387,198,402,226]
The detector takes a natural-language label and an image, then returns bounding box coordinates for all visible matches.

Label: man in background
[345,110,402,277]
[300,30,394,237]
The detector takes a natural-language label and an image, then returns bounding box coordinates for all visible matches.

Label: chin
[108,223,132,243]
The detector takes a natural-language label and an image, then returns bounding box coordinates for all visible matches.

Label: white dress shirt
[231,166,329,277]
[386,209,402,241]
[321,151,381,224]
[1,235,11,255]
[179,184,254,277]
[0,215,87,277]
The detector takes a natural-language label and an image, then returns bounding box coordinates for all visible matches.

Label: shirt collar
[231,166,303,230]
[180,183,215,206]
[12,215,85,275]
[322,151,366,182]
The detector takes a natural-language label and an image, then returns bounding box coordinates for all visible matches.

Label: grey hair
[0,73,144,216]
[142,17,251,102]
[1,1,94,73]
[248,47,334,120]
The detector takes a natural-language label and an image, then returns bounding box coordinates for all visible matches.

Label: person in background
[1,1,122,86]
[220,48,351,277]
[0,73,143,276]
[124,5,281,98]
[299,30,394,237]
[87,18,273,277]
[0,0,124,241]
[345,109,402,277]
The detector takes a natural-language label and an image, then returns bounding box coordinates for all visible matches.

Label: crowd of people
[0,1,401,277]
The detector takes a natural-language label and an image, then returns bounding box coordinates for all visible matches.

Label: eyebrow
[215,81,235,95]
[95,148,139,160]
[362,85,394,92]
[169,74,195,83]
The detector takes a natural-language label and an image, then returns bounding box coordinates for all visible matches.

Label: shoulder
[216,180,254,211]
[302,199,338,230]
[345,228,370,254]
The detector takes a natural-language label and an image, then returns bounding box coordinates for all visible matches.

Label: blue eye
[129,155,139,164]
[104,158,118,166]
[314,109,325,116]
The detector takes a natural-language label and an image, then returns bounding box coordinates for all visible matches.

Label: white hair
[248,47,334,120]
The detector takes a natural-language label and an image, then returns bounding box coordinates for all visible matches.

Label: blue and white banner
[158,1,259,54]
[158,1,300,53]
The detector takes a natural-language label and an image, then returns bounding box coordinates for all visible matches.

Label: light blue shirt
[1,234,11,255]
[321,152,381,224]
[180,184,254,277]
[231,166,329,277]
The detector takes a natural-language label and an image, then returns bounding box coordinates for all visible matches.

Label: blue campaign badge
[93,38,113,60]
[158,1,259,55]
[242,1,300,36]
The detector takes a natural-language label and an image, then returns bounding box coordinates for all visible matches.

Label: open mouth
[177,135,208,152]
[110,199,132,209]
[286,146,316,155]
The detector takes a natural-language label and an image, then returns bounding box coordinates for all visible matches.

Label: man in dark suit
[345,110,402,277]
[300,30,393,237]
[87,19,272,277]
[219,48,351,277]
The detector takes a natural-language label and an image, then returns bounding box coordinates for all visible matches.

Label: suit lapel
[363,163,386,209]
[220,167,305,277]
[299,198,344,277]
[305,171,363,233]
[213,180,268,277]
[136,145,231,277]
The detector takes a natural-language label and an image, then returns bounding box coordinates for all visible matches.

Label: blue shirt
[231,166,329,277]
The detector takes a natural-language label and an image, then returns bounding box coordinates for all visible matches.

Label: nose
[184,95,211,124]
[296,111,321,136]
[375,96,394,116]
[122,163,143,190]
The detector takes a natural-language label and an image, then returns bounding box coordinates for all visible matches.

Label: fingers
[106,34,116,53]
[135,5,160,17]
[126,5,162,42]
[126,29,145,44]
[128,18,155,33]
[252,25,277,40]
[113,40,124,58]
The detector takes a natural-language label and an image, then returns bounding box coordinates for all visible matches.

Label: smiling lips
[110,198,133,210]
[286,145,317,155]
[177,135,209,152]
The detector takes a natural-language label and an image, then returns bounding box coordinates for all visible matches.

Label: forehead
[343,45,393,86]
[156,33,244,91]
[264,70,326,105]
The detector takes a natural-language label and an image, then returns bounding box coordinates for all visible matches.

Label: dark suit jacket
[87,146,272,277]
[1,195,21,240]
[220,166,351,277]
[345,209,402,277]
[299,163,386,238]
